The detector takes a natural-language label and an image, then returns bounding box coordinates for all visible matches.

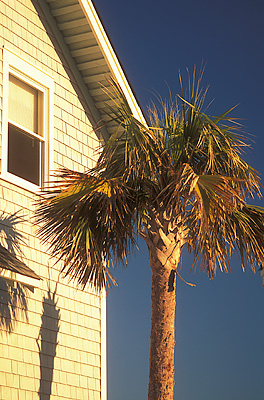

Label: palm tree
[36,71,264,400]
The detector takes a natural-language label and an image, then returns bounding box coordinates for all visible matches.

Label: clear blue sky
[94,1,264,399]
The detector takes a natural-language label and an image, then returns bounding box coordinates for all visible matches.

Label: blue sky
[94,1,264,399]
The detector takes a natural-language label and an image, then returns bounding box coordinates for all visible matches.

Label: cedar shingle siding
[0,1,104,399]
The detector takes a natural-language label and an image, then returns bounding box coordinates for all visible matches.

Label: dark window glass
[8,124,40,186]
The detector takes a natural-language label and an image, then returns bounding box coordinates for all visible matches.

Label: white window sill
[0,173,43,195]
[0,268,40,289]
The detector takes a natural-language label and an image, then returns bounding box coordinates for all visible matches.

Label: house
[0,1,144,399]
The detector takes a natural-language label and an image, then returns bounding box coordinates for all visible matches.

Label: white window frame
[2,48,54,192]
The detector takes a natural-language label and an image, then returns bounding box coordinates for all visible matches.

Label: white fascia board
[101,289,107,400]
[78,0,146,125]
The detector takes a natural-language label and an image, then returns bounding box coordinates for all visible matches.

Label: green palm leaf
[36,72,264,290]
[36,169,139,290]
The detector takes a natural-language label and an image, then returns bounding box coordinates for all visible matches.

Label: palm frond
[36,169,138,291]
[97,79,163,183]
[187,170,264,277]
[229,205,264,271]
[36,73,264,291]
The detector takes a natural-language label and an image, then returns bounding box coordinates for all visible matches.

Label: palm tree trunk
[142,211,184,399]
[148,258,176,400]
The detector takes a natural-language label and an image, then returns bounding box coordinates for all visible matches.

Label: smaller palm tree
[36,70,264,400]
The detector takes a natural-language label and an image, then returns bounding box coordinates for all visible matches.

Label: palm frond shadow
[0,212,29,333]
[0,278,28,333]
[0,211,26,255]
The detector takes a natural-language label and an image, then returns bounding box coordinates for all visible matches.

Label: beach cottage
[0,1,143,399]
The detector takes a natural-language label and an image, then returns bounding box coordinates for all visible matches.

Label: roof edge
[78,0,146,124]
[38,0,110,141]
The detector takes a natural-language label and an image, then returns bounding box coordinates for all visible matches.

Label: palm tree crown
[36,71,264,290]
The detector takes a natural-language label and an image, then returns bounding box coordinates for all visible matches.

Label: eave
[39,0,145,141]
[0,245,41,281]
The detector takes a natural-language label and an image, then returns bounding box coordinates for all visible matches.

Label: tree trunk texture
[148,258,176,400]
[141,211,186,400]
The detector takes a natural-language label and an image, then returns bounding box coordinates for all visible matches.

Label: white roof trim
[78,0,146,124]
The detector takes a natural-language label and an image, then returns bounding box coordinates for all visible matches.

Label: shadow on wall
[37,284,60,400]
[0,211,26,256]
[0,277,28,332]
[0,212,29,332]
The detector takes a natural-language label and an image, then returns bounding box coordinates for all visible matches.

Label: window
[2,49,54,191]
[8,75,43,186]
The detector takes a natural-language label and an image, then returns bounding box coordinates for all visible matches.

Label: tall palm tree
[36,71,264,400]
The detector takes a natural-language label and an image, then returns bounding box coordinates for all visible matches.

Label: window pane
[8,75,40,134]
[8,124,40,186]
